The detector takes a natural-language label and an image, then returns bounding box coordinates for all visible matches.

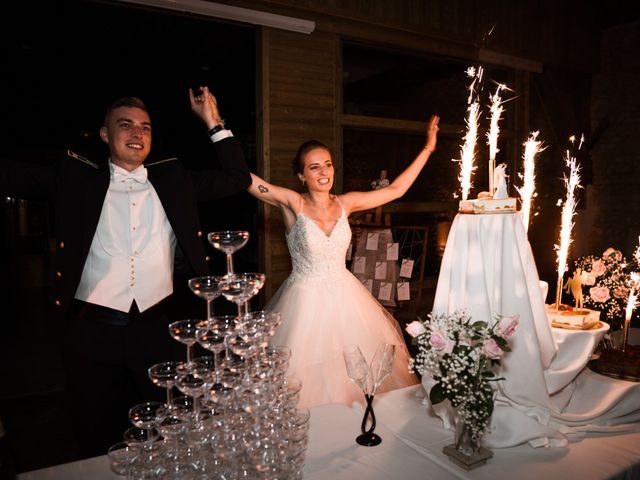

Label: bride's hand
[424,115,440,153]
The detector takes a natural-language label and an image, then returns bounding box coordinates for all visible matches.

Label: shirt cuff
[210,129,234,143]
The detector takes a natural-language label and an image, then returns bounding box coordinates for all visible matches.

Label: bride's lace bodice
[285,207,351,281]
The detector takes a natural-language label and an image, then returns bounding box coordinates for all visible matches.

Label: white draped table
[18,386,640,480]
[431,212,640,448]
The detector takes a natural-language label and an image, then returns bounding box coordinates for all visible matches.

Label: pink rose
[484,338,503,359]
[405,321,427,337]
[590,260,607,277]
[589,286,611,303]
[585,274,596,286]
[496,314,519,338]
[614,286,629,299]
[603,248,622,261]
[429,330,454,356]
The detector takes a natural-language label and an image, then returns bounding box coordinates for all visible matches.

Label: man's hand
[189,86,223,130]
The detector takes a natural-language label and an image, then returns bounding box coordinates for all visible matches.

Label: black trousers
[64,299,182,459]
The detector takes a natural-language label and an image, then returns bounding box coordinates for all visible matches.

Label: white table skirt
[18,386,640,480]
[431,212,640,448]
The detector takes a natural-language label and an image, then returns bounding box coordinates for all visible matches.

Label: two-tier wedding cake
[458,164,517,214]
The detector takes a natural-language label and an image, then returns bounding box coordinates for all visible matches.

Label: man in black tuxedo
[0,87,251,457]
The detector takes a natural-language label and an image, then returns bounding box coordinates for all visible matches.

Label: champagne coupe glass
[148,361,184,407]
[170,396,194,422]
[123,427,162,480]
[343,344,395,446]
[107,442,137,477]
[169,319,206,366]
[128,402,167,474]
[247,311,282,352]
[156,406,197,479]
[220,273,266,319]
[196,314,237,376]
[188,275,224,320]
[208,230,250,276]
[225,322,264,369]
[175,365,208,421]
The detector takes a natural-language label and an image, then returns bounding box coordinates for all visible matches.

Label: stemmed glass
[175,365,208,422]
[246,311,282,349]
[128,402,167,476]
[343,343,396,446]
[195,314,237,376]
[148,361,184,407]
[220,273,266,319]
[169,319,206,366]
[208,230,250,276]
[129,402,166,444]
[188,275,224,320]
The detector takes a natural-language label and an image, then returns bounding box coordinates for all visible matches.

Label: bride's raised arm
[247,173,303,234]
[340,115,439,214]
[248,172,301,208]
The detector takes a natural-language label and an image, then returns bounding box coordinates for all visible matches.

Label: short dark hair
[291,140,330,175]
[104,96,148,125]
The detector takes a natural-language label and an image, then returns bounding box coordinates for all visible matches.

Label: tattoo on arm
[258,184,269,193]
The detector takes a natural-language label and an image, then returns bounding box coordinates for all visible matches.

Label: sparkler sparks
[517,131,544,233]
[626,237,640,321]
[622,238,640,351]
[487,83,506,195]
[554,139,583,310]
[456,67,483,201]
[626,275,638,322]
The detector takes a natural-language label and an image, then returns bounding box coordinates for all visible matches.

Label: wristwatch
[208,124,225,136]
[208,117,226,136]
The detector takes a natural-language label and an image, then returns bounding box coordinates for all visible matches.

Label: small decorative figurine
[493,164,508,200]
[564,268,588,310]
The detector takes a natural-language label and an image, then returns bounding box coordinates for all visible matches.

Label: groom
[1,87,251,457]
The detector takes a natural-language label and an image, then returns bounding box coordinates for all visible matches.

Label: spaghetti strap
[334,195,345,213]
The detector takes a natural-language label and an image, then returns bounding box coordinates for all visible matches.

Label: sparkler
[622,237,640,352]
[517,131,544,233]
[554,136,582,310]
[487,83,506,195]
[457,66,483,201]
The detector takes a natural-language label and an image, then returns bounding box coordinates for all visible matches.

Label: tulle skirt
[266,269,417,408]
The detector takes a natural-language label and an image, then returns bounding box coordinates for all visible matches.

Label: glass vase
[442,413,493,470]
[454,420,481,457]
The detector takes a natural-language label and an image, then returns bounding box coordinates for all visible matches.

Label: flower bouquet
[406,310,518,469]
[574,247,638,331]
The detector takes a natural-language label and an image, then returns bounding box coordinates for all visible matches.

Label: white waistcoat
[75,162,176,313]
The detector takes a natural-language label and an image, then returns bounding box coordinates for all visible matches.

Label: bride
[248,115,439,408]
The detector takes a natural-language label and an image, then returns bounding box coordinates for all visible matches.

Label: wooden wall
[258,28,339,296]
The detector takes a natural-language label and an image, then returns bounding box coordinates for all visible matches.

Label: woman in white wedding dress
[248,115,439,408]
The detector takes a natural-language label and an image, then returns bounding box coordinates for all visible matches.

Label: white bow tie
[113,167,148,184]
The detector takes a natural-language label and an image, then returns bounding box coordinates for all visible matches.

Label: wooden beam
[355,201,459,215]
[478,48,543,74]
[340,114,461,135]
[340,113,520,140]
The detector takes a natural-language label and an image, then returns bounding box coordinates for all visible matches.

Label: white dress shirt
[75,161,177,312]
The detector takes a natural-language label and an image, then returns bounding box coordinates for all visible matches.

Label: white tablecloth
[431,212,640,448]
[546,322,609,394]
[18,386,640,480]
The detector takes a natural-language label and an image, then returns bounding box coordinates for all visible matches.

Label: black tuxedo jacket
[1,136,251,313]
